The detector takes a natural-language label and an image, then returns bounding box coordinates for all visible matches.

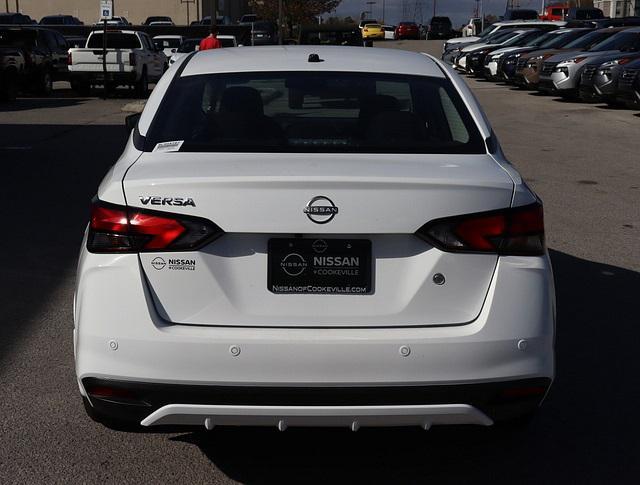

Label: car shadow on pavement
[0,97,89,112]
[172,249,640,484]
[0,124,127,364]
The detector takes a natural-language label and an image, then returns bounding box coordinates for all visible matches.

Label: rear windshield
[590,31,640,52]
[41,17,64,25]
[145,71,485,154]
[178,39,201,52]
[87,33,140,49]
[0,29,36,46]
[538,30,586,49]
[154,38,181,49]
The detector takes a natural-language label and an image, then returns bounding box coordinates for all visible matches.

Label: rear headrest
[220,86,264,115]
[359,95,401,120]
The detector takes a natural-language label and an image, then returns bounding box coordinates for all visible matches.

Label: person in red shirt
[199,26,222,51]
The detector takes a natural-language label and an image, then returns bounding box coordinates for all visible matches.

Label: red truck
[540,4,570,21]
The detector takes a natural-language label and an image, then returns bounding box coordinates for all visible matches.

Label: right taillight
[129,52,136,67]
[417,202,545,256]
[87,199,223,253]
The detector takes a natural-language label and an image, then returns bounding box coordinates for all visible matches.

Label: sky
[333,0,544,27]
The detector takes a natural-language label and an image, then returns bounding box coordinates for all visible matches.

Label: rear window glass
[590,32,640,52]
[87,33,141,49]
[563,30,613,49]
[146,72,485,154]
[178,39,201,52]
[0,29,36,46]
[154,38,181,49]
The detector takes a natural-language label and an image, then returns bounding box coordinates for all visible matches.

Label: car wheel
[135,69,149,98]
[39,70,53,96]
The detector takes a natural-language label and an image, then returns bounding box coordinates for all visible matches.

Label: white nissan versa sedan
[75,46,555,431]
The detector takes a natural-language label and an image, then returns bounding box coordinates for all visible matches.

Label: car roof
[153,35,183,39]
[181,46,445,78]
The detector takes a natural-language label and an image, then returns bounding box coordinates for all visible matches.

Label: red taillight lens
[67,51,72,65]
[417,203,545,256]
[87,200,222,253]
[619,57,633,66]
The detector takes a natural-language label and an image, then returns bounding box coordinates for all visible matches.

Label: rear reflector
[87,199,222,253]
[417,202,545,256]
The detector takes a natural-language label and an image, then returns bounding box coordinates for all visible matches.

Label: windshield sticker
[153,140,184,153]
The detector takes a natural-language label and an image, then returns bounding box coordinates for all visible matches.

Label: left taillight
[87,200,222,253]
[67,51,72,65]
[417,202,545,256]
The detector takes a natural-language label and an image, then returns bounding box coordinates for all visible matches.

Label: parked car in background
[0,26,68,95]
[465,29,546,76]
[580,52,640,104]
[39,15,83,25]
[362,24,385,41]
[498,28,593,82]
[153,35,184,58]
[169,38,201,65]
[0,13,34,24]
[239,14,260,24]
[482,29,549,80]
[455,29,521,71]
[616,57,640,106]
[383,25,396,40]
[538,27,640,98]
[358,19,378,30]
[95,16,130,26]
[298,25,363,46]
[395,21,420,40]
[65,35,87,48]
[514,27,620,89]
[168,35,237,65]
[566,7,604,20]
[463,18,482,37]
[442,20,568,64]
[426,17,452,39]
[144,16,174,26]
[249,21,278,45]
[68,30,166,96]
[197,16,233,26]
[503,9,539,21]
[540,4,569,21]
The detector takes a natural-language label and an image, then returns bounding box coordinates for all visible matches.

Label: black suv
[427,17,452,40]
[0,27,69,95]
[0,12,34,24]
[40,15,83,26]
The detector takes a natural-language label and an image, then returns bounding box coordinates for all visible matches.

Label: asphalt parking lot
[1,41,639,484]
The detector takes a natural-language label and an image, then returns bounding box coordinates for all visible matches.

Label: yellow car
[362,24,385,40]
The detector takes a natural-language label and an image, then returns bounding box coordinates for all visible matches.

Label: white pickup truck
[68,30,167,96]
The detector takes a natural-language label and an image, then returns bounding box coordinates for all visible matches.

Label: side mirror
[125,113,141,134]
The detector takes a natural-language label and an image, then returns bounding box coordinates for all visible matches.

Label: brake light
[67,51,72,65]
[87,200,222,253]
[417,202,545,256]
[129,52,136,66]
[619,57,634,65]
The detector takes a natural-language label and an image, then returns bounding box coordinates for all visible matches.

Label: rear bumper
[84,377,551,428]
[75,246,556,429]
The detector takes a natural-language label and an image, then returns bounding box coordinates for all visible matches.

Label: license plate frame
[267,238,372,295]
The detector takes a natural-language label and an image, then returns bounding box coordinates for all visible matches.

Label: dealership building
[593,0,640,17]
[6,0,250,25]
